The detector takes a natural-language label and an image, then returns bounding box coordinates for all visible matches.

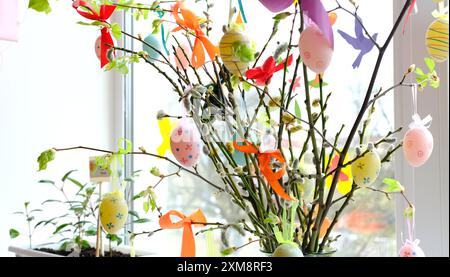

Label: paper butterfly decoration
[337,17,378,69]
[157,117,175,156]
[72,0,116,68]
[245,55,294,86]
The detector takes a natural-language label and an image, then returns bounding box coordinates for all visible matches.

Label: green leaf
[151,19,163,34]
[233,42,256,63]
[404,206,415,219]
[263,212,280,225]
[133,218,151,224]
[242,81,252,92]
[143,200,150,213]
[424,57,435,72]
[383,178,405,193]
[37,149,56,171]
[106,234,123,246]
[28,0,51,14]
[38,180,55,185]
[85,229,97,236]
[128,210,140,218]
[110,23,122,40]
[118,138,132,155]
[41,199,63,205]
[150,167,161,177]
[9,229,20,239]
[62,170,77,182]
[294,100,302,125]
[53,223,71,235]
[67,177,83,189]
[415,67,425,77]
[221,247,236,256]
[273,12,291,21]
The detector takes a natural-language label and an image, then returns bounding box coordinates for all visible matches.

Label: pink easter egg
[95,36,102,60]
[399,242,426,257]
[403,126,433,167]
[258,0,293,13]
[174,44,191,70]
[170,118,201,167]
[299,25,333,74]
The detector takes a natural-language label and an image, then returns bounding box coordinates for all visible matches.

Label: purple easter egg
[170,118,201,167]
[258,0,293,13]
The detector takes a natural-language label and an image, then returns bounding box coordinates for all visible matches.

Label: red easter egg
[403,126,433,167]
[299,24,333,74]
[170,118,201,167]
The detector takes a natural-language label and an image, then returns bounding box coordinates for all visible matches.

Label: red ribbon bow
[171,1,219,69]
[72,0,116,68]
[245,55,294,86]
[159,209,207,257]
[233,140,293,201]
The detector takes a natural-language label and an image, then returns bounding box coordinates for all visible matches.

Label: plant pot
[8,243,155,257]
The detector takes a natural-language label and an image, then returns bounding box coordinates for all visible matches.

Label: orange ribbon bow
[171,1,219,69]
[159,209,207,257]
[233,140,293,201]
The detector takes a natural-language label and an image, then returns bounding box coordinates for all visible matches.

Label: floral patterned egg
[299,24,333,74]
[99,191,128,235]
[403,126,434,167]
[219,30,252,76]
[170,118,201,167]
[399,241,426,257]
[143,34,162,60]
[426,18,449,63]
[258,0,293,13]
[351,147,381,187]
[273,244,304,257]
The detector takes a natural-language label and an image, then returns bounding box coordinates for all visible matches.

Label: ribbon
[403,0,417,34]
[156,6,170,56]
[409,83,432,129]
[72,0,116,68]
[237,0,248,23]
[171,1,219,68]
[159,209,207,257]
[233,140,293,201]
[301,0,334,49]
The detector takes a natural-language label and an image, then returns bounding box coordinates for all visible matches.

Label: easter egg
[143,34,162,60]
[174,44,192,70]
[99,191,128,235]
[95,36,102,60]
[426,18,449,63]
[219,30,252,76]
[299,24,333,74]
[399,241,426,257]
[259,0,293,13]
[351,147,381,187]
[170,118,201,167]
[403,126,434,167]
[273,243,304,257]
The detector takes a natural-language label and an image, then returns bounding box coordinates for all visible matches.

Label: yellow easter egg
[219,30,252,76]
[426,18,449,63]
[351,148,381,187]
[325,153,353,195]
[99,191,128,234]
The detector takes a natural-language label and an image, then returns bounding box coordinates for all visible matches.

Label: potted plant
[12,0,445,257]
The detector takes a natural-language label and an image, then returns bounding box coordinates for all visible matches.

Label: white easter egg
[403,126,434,167]
[170,118,201,167]
[273,244,304,257]
[299,24,333,74]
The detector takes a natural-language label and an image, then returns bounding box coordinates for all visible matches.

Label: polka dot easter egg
[219,30,253,76]
[351,146,381,187]
[100,191,128,235]
[403,125,434,167]
[426,18,449,63]
[143,34,162,60]
[299,24,333,74]
[170,118,201,167]
[399,241,426,257]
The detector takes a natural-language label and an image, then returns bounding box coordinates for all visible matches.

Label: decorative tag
[0,0,19,42]
[89,156,110,183]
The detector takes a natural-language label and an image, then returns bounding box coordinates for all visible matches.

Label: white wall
[0,2,117,256]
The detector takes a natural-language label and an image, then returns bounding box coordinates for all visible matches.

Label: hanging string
[411,83,418,116]
[237,0,248,23]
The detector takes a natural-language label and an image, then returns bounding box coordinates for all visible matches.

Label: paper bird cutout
[337,17,378,69]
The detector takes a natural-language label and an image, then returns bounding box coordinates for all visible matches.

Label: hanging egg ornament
[351,145,381,187]
[403,123,434,167]
[258,0,293,13]
[273,244,304,257]
[399,240,426,257]
[170,118,201,167]
[219,30,253,76]
[425,17,449,63]
[99,191,128,235]
[299,24,333,74]
[142,34,162,60]
[174,44,192,70]
[95,36,102,60]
